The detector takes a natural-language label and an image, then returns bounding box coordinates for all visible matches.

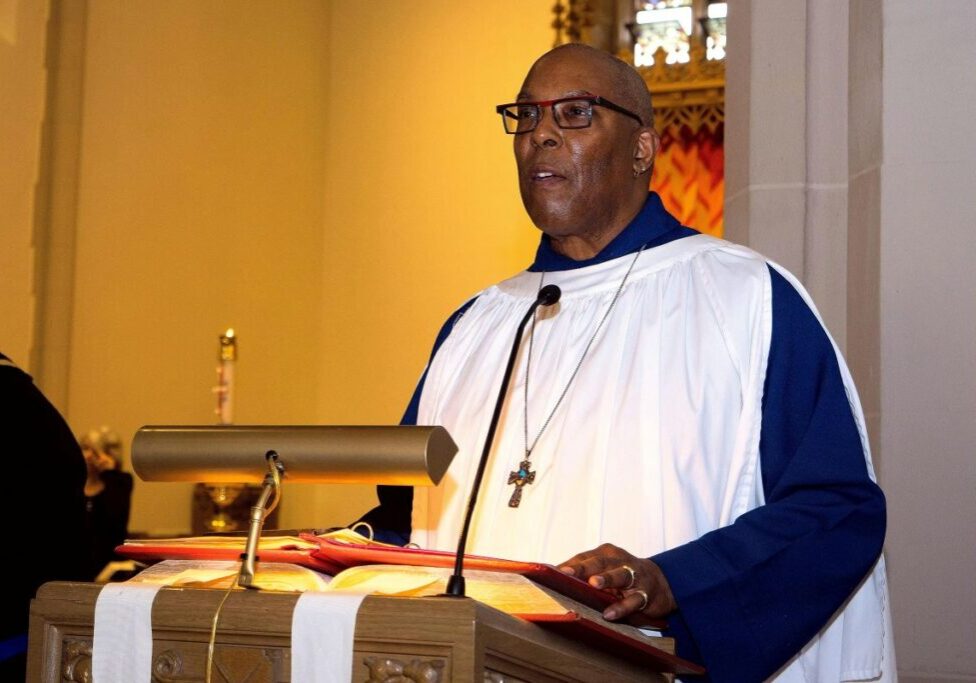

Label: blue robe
[360,194,886,681]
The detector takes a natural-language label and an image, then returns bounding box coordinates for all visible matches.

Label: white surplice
[411,234,893,681]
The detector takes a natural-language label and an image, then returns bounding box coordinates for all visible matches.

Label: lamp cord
[206,451,282,681]
[205,577,238,683]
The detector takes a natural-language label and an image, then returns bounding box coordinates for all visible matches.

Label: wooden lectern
[28,581,674,682]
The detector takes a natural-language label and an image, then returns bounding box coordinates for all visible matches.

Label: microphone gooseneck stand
[444,284,561,597]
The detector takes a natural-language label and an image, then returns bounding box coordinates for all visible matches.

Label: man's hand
[558,543,677,621]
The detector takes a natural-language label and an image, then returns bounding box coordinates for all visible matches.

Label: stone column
[725,0,852,346]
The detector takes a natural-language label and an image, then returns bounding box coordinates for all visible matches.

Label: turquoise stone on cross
[507,458,536,507]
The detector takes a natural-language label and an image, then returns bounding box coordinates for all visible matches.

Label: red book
[304,535,704,676]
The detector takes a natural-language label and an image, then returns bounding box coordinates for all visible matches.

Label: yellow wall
[310,3,552,525]
[0,0,47,365]
[43,0,551,534]
[68,0,329,533]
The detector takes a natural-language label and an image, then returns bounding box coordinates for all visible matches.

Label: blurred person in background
[79,426,133,581]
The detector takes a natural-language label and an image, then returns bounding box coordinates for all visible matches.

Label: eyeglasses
[495,95,643,134]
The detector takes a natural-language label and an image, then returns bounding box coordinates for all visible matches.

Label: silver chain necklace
[507,244,647,507]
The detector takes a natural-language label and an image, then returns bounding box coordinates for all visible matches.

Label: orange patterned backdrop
[650,120,724,237]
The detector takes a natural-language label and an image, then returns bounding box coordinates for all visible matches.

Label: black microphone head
[537,284,561,307]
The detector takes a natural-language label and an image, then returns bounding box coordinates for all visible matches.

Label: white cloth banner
[291,591,368,683]
[92,583,162,683]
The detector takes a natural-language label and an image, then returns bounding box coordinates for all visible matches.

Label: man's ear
[633,128,659,176]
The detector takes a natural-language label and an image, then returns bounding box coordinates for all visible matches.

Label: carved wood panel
[61,639,92,683]
[58,639,289,682]
[363,655,446,682]
[151,645,286,682]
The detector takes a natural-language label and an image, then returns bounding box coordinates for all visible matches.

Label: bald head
[511,43,659,260]
[527,43,654,129]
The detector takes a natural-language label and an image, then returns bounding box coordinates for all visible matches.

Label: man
[362,44,894,681]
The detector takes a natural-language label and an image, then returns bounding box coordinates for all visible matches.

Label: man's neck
[529,193,689,273]
[548,230,622,261]
[544,192,647,261]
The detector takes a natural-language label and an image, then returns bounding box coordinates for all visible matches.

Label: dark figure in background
[79,427,133,580]
[0,353,89,680]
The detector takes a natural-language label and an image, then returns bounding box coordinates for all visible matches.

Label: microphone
[445,284,562,596]
[537,283,561,306]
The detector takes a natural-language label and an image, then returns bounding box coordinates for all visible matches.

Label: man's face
[514,52,642,242]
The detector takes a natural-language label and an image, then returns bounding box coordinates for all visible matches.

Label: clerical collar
[528,192,689,273]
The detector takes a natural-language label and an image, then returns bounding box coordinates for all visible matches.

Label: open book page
[328,565,569,615]
[327,565,656,643]
[305,538,667,630]
[125,559,332,592]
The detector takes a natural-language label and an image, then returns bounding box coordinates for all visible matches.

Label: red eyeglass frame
[494,95,644,134]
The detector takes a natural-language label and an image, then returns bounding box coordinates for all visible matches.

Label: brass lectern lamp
[131,425,457,587]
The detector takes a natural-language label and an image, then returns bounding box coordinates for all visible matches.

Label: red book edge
[519,612,706,676]
[117,544,345,576]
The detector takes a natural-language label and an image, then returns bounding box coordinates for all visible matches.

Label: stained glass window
[630,0,726,66]
[632,3,694,66]
[703,2,727,61]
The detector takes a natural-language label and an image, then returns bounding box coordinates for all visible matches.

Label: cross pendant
[507,459,536,508]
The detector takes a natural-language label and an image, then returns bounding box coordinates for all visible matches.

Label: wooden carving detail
[364,655,445,683]
[151,649,188,682]
[655,102,724,136]
[638,42,725,89]
[627,42,725,114]
[551,0,594,46]
[148,646,284,682]
[61,639,93,682]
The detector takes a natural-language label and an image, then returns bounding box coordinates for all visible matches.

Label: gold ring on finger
[632,589,649,611]
[621,564,636,589]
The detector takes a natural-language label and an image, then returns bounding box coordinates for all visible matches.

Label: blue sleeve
[355,297,479,545]
[651,266,886,682]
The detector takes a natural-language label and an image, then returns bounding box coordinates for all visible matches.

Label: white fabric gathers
[411,234,893,681]
[92,583,163,683]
